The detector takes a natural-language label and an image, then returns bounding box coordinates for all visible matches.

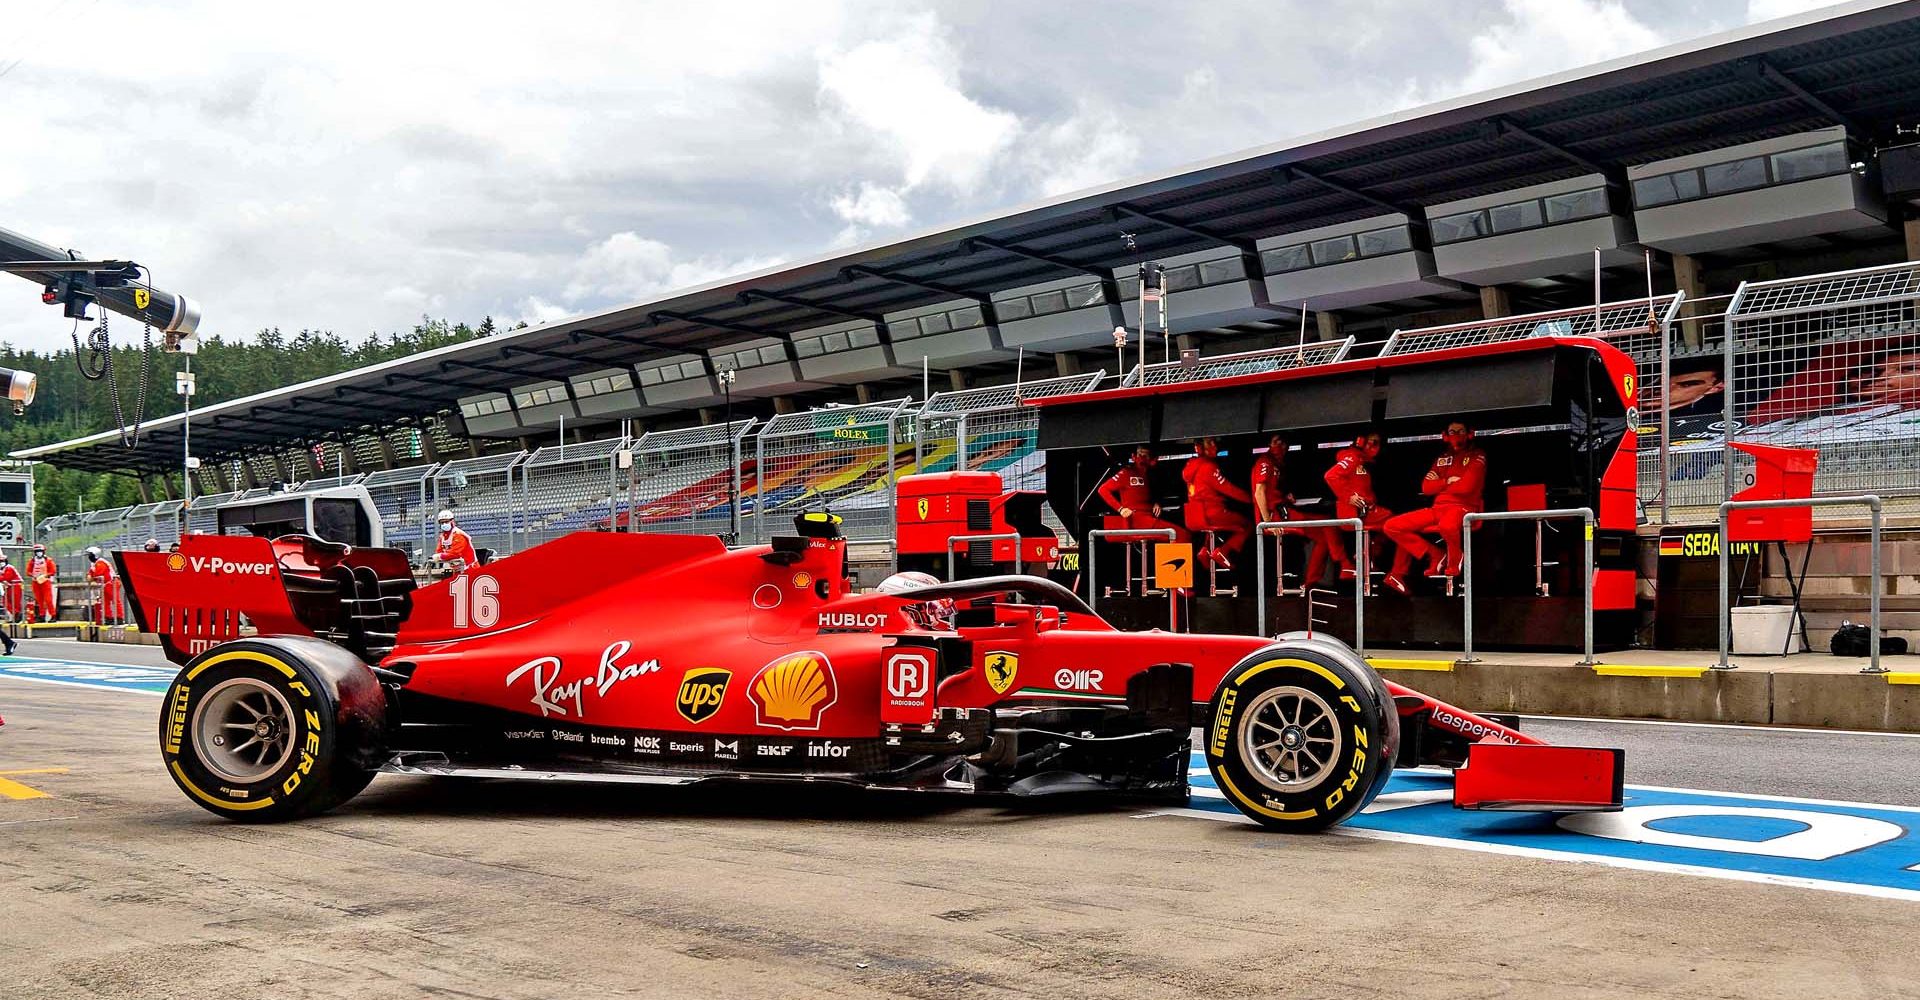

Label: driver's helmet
[876,570,956,630]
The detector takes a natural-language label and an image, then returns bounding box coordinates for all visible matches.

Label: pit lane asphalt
[1,641,1916,999]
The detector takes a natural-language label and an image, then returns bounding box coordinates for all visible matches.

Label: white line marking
[1147,807,1920,903]
[0,674,165,696]
[1521,714,1920,740]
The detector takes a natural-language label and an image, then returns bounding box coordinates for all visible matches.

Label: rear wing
[117,534,414,665]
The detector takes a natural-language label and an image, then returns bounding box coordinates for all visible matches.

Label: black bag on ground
[1831,621,1908,656]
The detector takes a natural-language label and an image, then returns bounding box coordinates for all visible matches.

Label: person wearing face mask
[0,554,22,624]
[1182,437,1253,569]
[25,543,56,623]
[1095,445,1188,541]
[1251,434,1337,588]
[433,509,478,576]
[1322,430,1393,581]
[84,546,125,624]
[1381,422,1487,596]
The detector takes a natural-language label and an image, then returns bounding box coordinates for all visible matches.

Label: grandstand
[22,1,1920,602]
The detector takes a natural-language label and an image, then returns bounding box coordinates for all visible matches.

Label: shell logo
[165,553,187,572]
[748,651,838,731]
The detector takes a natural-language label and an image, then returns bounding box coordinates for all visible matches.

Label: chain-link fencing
[627,420,754,537]
[520,436,628,547]
[362,463,439,557]
[432,451,525,558]
[752,400,911,542]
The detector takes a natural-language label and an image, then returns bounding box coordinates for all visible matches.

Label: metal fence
[917,373,1101,492]
[363,463,438,556]
[629,420,755,537]
[432,451,525,558]
[1721,260,1920,502]
[753,400,912,542]
[1122,338,1356,387]
[520,436,629,548]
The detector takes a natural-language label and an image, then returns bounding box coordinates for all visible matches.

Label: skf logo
[1623,372,1636,401]
[916,498,929,521]
[982,651,1018,695]
[675,667,731,724]
[749,652,838,731]
[166,553,187,572]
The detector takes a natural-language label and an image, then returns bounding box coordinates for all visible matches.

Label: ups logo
[676,667,731,724]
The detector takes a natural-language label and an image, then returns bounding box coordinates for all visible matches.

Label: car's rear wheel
[159,638,386,823]
[1203,640,1397,832]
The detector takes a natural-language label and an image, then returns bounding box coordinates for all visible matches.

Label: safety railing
[518,436,628,549]
[1085,527,1177,627]
[1255,518,1365,653]
[1460,509,1594,666]
[1121,339,1355,388]
[754,399,911,543]
[1717,495,1883,673]
[945,532,1021,580]
[628,419,755,539]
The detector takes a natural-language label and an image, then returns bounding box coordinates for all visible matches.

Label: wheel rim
[190,677,297,784]
[1237,685,1343,792]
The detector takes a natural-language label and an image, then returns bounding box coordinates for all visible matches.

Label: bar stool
[1099,515,1160,597]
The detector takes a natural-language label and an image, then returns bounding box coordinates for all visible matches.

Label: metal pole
[1655,255,1671,525]
[1592,247,1602,335]
[886,413,898,572]
[753,429,766,544]
[1716,495,1885,672]
[1087,527,1175,616]
[956,412,969,471]
[1461,509,1595,665]
[1721,281,1748,502]
[1255,518,1362,648]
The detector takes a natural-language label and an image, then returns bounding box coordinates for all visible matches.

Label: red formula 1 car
[118,515,1623,829]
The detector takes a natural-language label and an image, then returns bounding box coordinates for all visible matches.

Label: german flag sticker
[1658,536,1685,558]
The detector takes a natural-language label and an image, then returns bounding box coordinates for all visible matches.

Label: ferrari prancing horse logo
[983,651,1018,694]
[916,498,929,521]
[1622,372,1636,401]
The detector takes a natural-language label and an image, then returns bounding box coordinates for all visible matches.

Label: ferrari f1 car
[119,515,1623,830]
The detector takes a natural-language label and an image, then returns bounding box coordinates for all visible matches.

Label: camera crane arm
[0,224,200,340]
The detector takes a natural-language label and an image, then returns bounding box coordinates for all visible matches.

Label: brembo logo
[186,556,275,576]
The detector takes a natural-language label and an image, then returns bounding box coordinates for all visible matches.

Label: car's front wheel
[159,638,386,823]
[1203,640,1397,832]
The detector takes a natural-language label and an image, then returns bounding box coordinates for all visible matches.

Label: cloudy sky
[0,0,1839,352]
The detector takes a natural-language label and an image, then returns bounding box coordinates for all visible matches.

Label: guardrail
[945,532,1021,581]
[1461,509,1594,666]
[1086,527,1177,627]
[1255,518,1365,653]
[1717,495,1883,673]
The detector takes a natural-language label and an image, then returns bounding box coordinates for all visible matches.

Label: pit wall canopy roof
[18,0,1918,474]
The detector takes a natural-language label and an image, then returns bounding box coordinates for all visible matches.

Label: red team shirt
[1422,447,1488,510]
[1097,466,1154,513]
[1324,447,1376,508]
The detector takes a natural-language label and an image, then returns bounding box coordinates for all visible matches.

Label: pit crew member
[434,509,478,576]
[0,554,22,623]
[1381,421,1487,595]
[1322,430,1393,581]
[25,544,56,623]
[1252,434,1336,586]
[84,546,124,624]
[1096,445,1188,541]
[1183,437,1253,569]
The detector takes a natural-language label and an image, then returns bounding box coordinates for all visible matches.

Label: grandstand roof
[21,0,1920,475]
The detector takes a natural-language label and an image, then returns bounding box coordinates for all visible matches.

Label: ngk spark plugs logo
[747,652,838,731]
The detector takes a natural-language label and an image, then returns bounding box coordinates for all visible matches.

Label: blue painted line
[1183,753,1920,900]
[0,657,175,694]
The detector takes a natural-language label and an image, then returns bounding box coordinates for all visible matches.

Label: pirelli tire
[158,637,386,823]
[1202,638,1399,832]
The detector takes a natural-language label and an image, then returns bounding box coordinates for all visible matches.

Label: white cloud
[1444,0,1666,98]
[1025,109,1144,198]
[816,13,1020,196]
[830,182,913,228]
[1747,0,1842,22]
[561,232,780,305]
